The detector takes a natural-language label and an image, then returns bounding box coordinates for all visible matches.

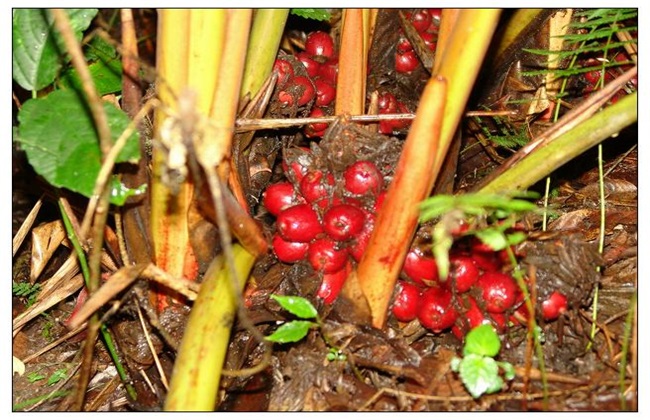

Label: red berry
[470,251,502,272]
[410,9,433,33]
[305,106,329,137]
[276,204,323,243]
[349,212,375,262]
[420,31,436,51]
[263,182,302,216]
[317,261,351,304]
[282,147,312,182]
[343,160,384,196]
[379,120,397,135]
[299,170,334,203]
[428,8,442,23]
[313,77,337,106]
[378,92,398,113]
[318,56,339,84]
[272,234,309,263]
[293,75,316,106]
[477,272,518,313]
[454,296,488,337]
[305,31,335,59]
[308,237,349,274]
[272,58,295,87]
[392,281,423,322]
[373,191,387,213]
[323,203,366,241]
[403,248,439,286]
[396,37,414,54]
[395,50,419,73]
[542,291,568,321]
[418,287,458,332]
[296,51,321,78]
[447,255,479,293]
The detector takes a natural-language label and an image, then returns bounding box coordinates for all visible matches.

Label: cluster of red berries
[582,51,636,104]
[264,150,385,304]
[377,91,411,135]
[392,233,570,338]
[273,30,339,138]
[395,9,441,73]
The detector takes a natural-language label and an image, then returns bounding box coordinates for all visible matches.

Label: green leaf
[464,324,501,357]
[270,294,318,319]
[59,36,123,95]
[458,354,503,399]
[26,372,46,383]
[265,320,316,344]
[109,177,147,206]
[47,369,67,386]
[498,361,516,381]
[474,229,508,252]
[291,8,331,21]
[13,9,98,91]
[16,89,140,205]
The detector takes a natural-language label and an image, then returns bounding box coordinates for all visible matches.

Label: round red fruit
[410,9,433,33]
[418,287,458,333]
[317,262,351,304]
[276,204,323,243]
[263,182,301,216]
[305,31,335,59]
[293,76,316,106]
[542,291,568,321]
[396,37,414,54]
[392,281,422,322]
[323,203,366,241]
[272,58,295,88]
[318,56,339,84]
[349,212,375,262]
[343,160,384,196]
[477,272,518,313]
[313,77,336,106]
[307,237,349,274]
[378,91,398,113]
[447,255,479,293]
[299,170,334,203]
[272,234,309,263]
[420,31,436,51]
[306,106,329,133]
[403,248,439,286]
[296,52,321,78]
[395,50,419,73]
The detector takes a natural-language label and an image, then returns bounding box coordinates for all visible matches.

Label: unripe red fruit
[542,291,568,321]
[272,58,295,87]
[299,170,334,203]
[305,31,335,59]
[477,272,518,313]
[323,203,366,241]
[272,234,309,263]
[410,9,433,32]
[343,160,384,196]
[447,255,479,293]
[276,204,323,243]
[313,77,336,106]
[392,281,422,322]
[395,50,419,73]
[308,238,349,274]
[418,287,458,333]
[263,182,301,216]
[296,52,321,78]
[403,248,439,286]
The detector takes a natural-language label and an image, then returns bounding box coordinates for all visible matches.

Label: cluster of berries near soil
[273,10,442,139]
[264,13,569,337]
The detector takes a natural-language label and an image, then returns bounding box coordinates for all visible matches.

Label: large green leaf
[12,9,98,91]
[16,88,140,204]
[59,36,123,95]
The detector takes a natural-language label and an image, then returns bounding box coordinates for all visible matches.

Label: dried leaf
[30,220,66,283]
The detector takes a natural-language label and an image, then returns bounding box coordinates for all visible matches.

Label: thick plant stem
[478,92,637,194]
[239,9,289,100]
[335,8,370,116]
[356,77,447,328]
[164,245,256,411]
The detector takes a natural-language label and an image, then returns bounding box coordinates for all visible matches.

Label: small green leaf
[506,231,527,246]
[270,294,318,319]
[458,354,503,399]
[265,320,316,344]
[109,177,147,206]
[47,369,67,386]
[12,9,98,91]
[26,372,46,383]
[291,8,331,21]
[17,89,140,205]
[464,324,501,357]
[474,229,508,252]
[499,361,516,381]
